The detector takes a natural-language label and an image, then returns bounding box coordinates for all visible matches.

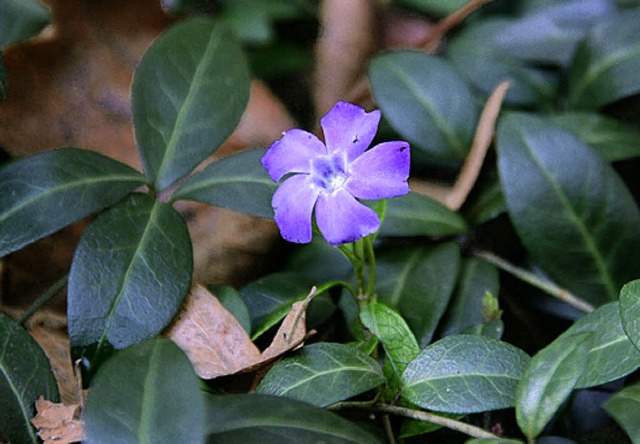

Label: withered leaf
[31,397,85,444]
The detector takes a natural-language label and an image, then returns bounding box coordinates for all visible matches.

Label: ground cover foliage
[1,0,640,443]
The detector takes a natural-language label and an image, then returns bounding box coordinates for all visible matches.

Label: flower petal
[345,141,411,200]
[272,174,320,243]
[320,102,381,161]
[315,189,380,246]
[262,129,327,182]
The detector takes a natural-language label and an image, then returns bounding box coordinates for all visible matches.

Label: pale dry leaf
[165,284,261,379]
[31,396,85,444]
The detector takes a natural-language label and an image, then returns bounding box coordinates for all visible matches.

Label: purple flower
[261,101,410,246]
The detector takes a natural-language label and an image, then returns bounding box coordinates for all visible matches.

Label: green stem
[18,273,68,325]
[316,280,357,299]
[364,235,377,298]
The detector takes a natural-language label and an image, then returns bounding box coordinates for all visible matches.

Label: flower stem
[364,235,377,298]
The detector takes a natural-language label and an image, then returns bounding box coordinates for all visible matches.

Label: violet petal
[261,129,326,182]
[315,189,380,245]
[320,102,381,162]
[345,141,411,200]
[272,174,320,243]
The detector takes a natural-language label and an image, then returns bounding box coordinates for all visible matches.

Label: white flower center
[311,153,348,192]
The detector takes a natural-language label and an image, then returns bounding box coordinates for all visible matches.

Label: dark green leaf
[256,343,384,407]
[447,19,558,106]
[379,192,467,238]
[463,176,506,226]
[603,381,640,444]
[568,9,640,109]
[392,0,468,17]
[84,338,205,444]
[376,243,461,346]
[132,18,250,190]
[516,333,592,439]
[0,0,49,47]
[0,314,58,444]
[206,393,384,443]
[497,112,640,304]
[369,51,478,161]
[0,148,146,258]
[360,301,419,377]
[558,302,640,388]
[172,148,276,218]
[68,194,192,357]
[284,237,351,283]
[209,284,251,334]
[619,280,640,352]
[402,335,530,414]
[466,439,524,444]
[548,112,640,161]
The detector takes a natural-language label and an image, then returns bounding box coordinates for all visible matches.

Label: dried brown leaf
[31,397,85,444]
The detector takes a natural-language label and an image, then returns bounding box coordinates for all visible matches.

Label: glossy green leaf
[369,51,478,161]
[284,237,351,283]
[84,338,205,444]
[463,176,506,226]
[548,112,640,162]
[497,112,640,304]
[0,0,49,47]
[619,280,640,352]
[0,148,146,258]
[557,302,640,388]
[447,19,558,106]
[172,148,275,218]
[360,301,419,377]
[132,18,250,190]
[379,192,467,238]
[209,284,251,334]
[376,243,460,347]
[568,9,640,109]
[68,194,192,357]
[392,0,467,17]
[0,314,58,444]
[401,335,530,414]
[206,393,384,443]
[603,381,640,444]
[516,333,592,439]
[256,343,384,407]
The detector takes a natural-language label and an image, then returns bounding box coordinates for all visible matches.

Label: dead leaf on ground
[166,284,316,379]
[31,397,85,444]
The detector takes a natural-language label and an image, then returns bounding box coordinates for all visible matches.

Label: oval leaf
[172,148,276,218]
[256,343,384,407]
[68,193,192,356]
[516,333,592,439]
[558,302,640,389]
[620,280,640,352]
[0,314,59,444]
[132,18,250,190]
[497,112,640,304]
[401,335,530,414]
[603,381,640,444]
[0,0,49,47]
[84,338,205,444]
[0,148,146,257]
[206,393,384,443]
[369,51,479,161]
[568,9,640,109]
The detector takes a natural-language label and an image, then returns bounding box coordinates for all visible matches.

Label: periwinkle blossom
[261,101,410,246]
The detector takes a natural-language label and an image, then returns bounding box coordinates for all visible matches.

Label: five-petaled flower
[261,101,410,246]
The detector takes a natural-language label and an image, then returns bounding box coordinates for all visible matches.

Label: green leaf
[376,243,461,347]
[369,51,479,161]
[172,148,276,218]
[0,0,49,47]
[84,338,205,444]
[603,381,640,444]
[465,439,523,444]
[401,335,530,414]
[206,393,384,443]
[497,112,640,304]
[619,280,640,352]
[548,112,640,162]
[209,284,252,334]
[68,194,192,358]
[379,192,467,238]
[0,314,58,444]
[568,9,640,109]
[360,301,419,377]
[132,18,250,190]
[447,19,558,106]
[256,343,384,407]
[0,148,146,258]
[392,0,468,17]
[515,333,592,439]
[463,176,506,226]
[557,302,640,388]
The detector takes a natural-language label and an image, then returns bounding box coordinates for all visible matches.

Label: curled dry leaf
[31,396,85,444]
